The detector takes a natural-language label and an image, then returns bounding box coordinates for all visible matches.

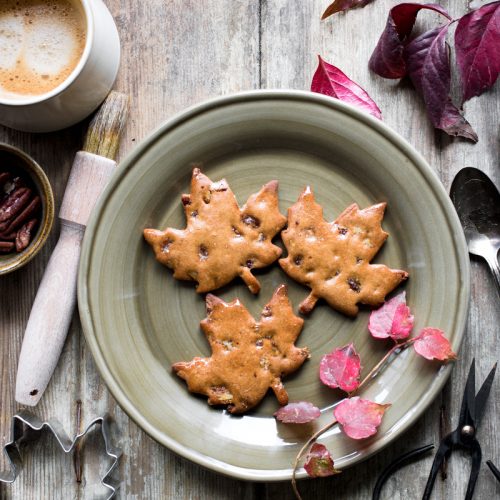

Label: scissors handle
[423,436,482,500]
[372,444,434,500]
[465,440,482,500]
[423,440,451,500]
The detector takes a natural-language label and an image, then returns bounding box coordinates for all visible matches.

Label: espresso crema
[0,0,86,99]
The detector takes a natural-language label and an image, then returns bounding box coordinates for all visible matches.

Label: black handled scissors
[423,359,497,500]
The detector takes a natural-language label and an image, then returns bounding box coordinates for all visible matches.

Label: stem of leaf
[292,419,338,500]
[357,338,415,392]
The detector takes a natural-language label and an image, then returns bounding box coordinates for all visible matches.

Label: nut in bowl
[0,144,54,275]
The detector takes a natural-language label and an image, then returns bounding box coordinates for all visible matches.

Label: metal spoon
[450,167,500,296]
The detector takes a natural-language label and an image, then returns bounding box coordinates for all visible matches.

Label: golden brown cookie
[172,284,309,414]
[279,187,408,316]
[144,168,287,294]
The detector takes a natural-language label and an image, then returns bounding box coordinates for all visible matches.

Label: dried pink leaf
[274,401,321,424]
[405,23,478,141]
[455,1,500,103]
[368,291,414,341]
[413,328,457,361]
[312,55,382,119]
[334,397,391,439]
[321,0,374,20]
[369,3,451,78]
[392,304,414,337]
[319,343,362,392]
[304,443,340,477]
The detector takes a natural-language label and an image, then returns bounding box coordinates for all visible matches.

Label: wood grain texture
[0,0,498,499]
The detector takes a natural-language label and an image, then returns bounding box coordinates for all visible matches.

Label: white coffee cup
[0,0,120,133]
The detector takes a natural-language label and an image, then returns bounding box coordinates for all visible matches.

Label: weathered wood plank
[0,125,85,500]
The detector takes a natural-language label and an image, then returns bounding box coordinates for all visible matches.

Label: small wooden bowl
[0,144,54,275]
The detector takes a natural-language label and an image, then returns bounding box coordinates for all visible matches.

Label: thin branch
[292,419,338,500]
[357,339,414,391]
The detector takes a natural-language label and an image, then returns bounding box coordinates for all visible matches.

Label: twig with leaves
[317,1,500,141]
[274,292,457,500]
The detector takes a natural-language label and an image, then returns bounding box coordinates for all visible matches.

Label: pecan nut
[15,218,38,252]
[0,187,32,222]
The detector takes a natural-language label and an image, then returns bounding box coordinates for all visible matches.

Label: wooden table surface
[1,1,499,498]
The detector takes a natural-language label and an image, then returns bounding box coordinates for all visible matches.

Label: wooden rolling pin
[16,92,128,406]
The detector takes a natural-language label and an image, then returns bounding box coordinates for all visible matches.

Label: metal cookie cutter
[1,410,121,499]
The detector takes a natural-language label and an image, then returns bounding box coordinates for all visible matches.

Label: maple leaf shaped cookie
[172,285,309,414]
[144,168,286,294]
[280,187,408,316]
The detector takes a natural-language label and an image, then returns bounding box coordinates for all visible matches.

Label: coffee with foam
[0,0,86,100]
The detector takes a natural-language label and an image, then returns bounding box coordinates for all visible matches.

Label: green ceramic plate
[78,90,470,481]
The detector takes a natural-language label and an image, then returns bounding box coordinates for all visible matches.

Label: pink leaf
[274,401,321,424]
[319,343,362,392]
[334,397,391,439]
[413,328,457,361]
[455,1,500,102]
[392,303,414,337]
[312,55,382,119]
[369,3,451,78]
[368,291,414,340]
[322,0,374,20]
[304,443,339,477]
[405,23,478,141]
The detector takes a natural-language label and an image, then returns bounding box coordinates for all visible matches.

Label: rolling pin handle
[15,222,84,406]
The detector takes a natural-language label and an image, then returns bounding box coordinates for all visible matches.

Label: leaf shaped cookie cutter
[0,410,121,499]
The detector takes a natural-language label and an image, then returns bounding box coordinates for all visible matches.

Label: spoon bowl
[450,167,500,295]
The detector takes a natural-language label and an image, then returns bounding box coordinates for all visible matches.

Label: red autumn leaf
[321,0,374,20]
[368,291,414,341]
[334,397,391,439]
[319,343,362,392]
[274,401,321,424]
[369,3,451,78]
[455,1,500,103]
[413,328,457,361]
[405,23,478,141]
[311,55,382,119]
[304,443,340,477]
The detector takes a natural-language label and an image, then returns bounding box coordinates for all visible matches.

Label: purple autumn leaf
[274,401,321,424]
[369,3,451,78]
[321,0,375,20]
[405,23,478,141]
[312,55,382,119]
[455,1,500,102]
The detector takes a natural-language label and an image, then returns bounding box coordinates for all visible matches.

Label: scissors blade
[474,363,497,428]
[459,360,476,426]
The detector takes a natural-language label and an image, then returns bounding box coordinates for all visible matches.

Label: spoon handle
[483,246,500,298]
